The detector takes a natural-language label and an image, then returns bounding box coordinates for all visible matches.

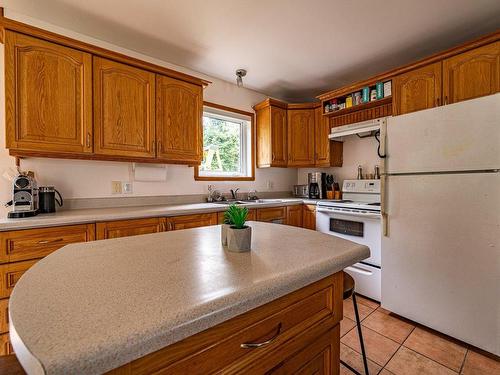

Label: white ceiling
[3,0,500,101]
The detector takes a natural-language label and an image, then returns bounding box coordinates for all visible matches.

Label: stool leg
[353,293,370,375]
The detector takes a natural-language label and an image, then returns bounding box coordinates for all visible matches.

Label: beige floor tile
[461,350,500,375]
[355,294,381,310]
[341,317,357,337]
[386,346,457,375]
[362,310,415,344]
[344,298,375,321]
[379,370,396,375]
[341,325,400,366]
[340,342,382,375]
[404,327,466,372]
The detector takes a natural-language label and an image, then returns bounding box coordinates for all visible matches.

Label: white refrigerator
[381,93,500,356]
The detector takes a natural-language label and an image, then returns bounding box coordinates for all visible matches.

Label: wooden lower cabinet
[0,259,39,299]
[96,218,165,240]
[302,205,317,230]
[286,205,303,227]
[166,213,218,231]
[107,272,343,374]
[0,333,13,356]
[257,207,287,224]
[0,299,8,335]
[217,209,256,224]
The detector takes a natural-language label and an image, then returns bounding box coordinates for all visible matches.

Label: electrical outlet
[122,182,133,194]
[111,181,122,194]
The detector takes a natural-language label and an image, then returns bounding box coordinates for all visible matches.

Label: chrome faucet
[230,188,240,200]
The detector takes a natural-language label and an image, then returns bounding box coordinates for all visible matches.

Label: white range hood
[329,117,386,139]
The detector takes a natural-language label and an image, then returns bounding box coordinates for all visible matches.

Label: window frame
[194,101,255,181]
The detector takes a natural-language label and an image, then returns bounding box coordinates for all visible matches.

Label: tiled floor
[340,295,500,375]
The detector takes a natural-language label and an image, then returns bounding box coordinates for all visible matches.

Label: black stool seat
[343,271,355,300]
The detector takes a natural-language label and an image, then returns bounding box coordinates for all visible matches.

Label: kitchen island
[9,222,369,374]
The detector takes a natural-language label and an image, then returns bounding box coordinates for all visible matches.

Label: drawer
[0,299,8,334]
[257,207,287,223]
[166,213,217,231]
[0,259,38,299]
[0,224,95,264]
[0,333,13,356]
[217,209,256,224]
[96,218,165,240]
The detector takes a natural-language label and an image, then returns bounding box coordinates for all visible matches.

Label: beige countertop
[0,198,320,232]
[9,222,369,375]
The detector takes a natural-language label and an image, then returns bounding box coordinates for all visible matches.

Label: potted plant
[225,204,252,252]
[220,205,234,246]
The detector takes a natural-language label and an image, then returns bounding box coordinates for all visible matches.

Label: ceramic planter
[226,226,252,252]
[221,223,230,246]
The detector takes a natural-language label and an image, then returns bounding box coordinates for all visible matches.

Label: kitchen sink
[212,200,254,205]
[211,199,284,205]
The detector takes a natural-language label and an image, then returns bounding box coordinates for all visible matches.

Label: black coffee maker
[38,186,63,213]
[307,172,327,199]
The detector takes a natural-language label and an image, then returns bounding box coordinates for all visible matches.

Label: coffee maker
[308,172,327,199]
[5,173,39,218]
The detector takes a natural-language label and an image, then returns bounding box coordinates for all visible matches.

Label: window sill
[194,175,255,181]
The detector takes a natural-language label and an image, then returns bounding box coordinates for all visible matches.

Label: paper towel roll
[132,163,167,182]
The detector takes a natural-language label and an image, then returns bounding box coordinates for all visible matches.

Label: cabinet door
[302,205,316,230]
[287,109,315,167]
[166,213,217,231]
[5,31,93,154]
[443,41,500,104]
[0,299,9,335]
[257,207,287,223]
[156,75,203,164]
[217,209,256,224]
[314,106,330,167]
[0,259,38,299]
[271,106,288,167]
[0,333,13,356]
[93,57,156,158]
[393,62,442,115]
[286,205,303,227]
[96,218,165,240]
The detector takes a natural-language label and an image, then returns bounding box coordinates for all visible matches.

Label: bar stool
[340,271,370,375]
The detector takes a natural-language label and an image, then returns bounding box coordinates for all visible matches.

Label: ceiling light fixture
[236,69,247,87]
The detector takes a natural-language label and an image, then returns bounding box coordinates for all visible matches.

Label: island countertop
[9,222,369,375]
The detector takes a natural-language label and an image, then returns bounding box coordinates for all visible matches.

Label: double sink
[212,199,285,206]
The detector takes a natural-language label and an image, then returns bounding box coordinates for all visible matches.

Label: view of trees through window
[201,115,242,174]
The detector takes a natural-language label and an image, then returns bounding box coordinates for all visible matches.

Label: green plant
[225,204,248,229]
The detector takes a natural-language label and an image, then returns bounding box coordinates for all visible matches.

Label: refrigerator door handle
[381,174,389,237]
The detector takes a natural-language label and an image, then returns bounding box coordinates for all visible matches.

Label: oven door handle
[346,264,374,276]
[316,207,381,219]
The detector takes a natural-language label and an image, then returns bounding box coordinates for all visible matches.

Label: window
[194,102,254,181]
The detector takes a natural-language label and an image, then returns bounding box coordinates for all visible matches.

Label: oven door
[316,207,381,266]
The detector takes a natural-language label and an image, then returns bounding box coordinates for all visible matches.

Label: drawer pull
[240,323,282,349]
[38,238,64,245]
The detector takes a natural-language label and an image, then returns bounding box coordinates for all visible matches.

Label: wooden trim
[317,29,500,101]
[287,102,321,109]
[0,14,210,87]
[324,96,392,118]
[194,102,256,181]
[253,98,288,111]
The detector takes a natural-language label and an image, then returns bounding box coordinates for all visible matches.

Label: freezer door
[382,172,500,355]
[385,93,500,173]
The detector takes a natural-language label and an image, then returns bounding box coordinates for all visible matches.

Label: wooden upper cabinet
[314,106,330,167]
[270,106,288,167]
[93,57,156,158]
[287,109,315,167]
[4,31,93,154]
[393,62,442,115]
[255,100,288,168]
[443,41,500,104]
[156,75,203,164]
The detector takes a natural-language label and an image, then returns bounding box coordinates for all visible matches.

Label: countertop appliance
[317,179,381,301]
[6,174,39,218]
[308,172,327,199]
[381,93,500,355]
[39,186,63,213]
[293,184,309,198]
[328,117,387,139]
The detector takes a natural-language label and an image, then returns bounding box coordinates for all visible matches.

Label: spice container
[362,87,370,103]
[376,82,384,99]
[383,81,392,97]
[370,89,377,101]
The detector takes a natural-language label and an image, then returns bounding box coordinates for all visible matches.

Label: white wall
[0,11,297,215]
[297,135,382,185]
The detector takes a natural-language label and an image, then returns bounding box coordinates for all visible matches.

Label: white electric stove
[316,179,381,301]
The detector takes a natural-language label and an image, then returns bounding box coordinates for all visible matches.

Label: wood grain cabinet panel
[0,259,39,299]
[96,218,165,240]
[393,62,442,115]
[0,299,8,335]
[255,100,288,168]
[287,109,315,167]
[0,224,95,264]
[4,31,93,154]
[217,209,256,224]
[166,213,217,231]
[270,107,288,167]
[443,41,500,104]
[302,205,317,230]
[156,75,203,164]
[0,333,13,356]
[93,57,156,158]
[286,205,303,227]
[314,106,330,167]
[257,207,287,223]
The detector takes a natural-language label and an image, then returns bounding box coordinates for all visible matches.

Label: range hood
[328,117,386,139]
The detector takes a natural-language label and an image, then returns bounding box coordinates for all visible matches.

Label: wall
[0,11,298,215]
[297,135,381,186]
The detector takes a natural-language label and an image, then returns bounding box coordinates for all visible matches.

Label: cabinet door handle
[38,238,64,245]
[86,132,91,148]
[272,152,275,161]
[240,323,282,349]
